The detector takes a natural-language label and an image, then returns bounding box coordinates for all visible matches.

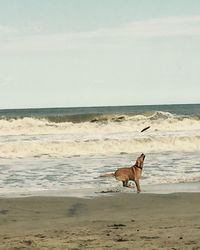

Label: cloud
[1,15,200,52]
[0,25,18,35]
[0,77,13,88]
[122,15,200,37]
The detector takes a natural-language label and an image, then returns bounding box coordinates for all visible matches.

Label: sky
[0,0,200,109]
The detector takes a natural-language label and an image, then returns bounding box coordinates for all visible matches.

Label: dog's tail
[100,172,115,178]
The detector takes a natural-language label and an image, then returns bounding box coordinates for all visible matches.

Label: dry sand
[0,193,200,250]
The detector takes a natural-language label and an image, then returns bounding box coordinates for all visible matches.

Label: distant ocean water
[0,104,200,197]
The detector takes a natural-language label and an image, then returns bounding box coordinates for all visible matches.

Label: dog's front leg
[134,180,141,193]
[122,180,128,187]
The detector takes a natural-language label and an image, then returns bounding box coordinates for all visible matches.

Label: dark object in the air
[140,126,150,133]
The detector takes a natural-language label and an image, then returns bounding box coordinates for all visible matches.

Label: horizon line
[0,102,199,111]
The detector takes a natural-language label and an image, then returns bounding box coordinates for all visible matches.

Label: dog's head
[135,153,145,168]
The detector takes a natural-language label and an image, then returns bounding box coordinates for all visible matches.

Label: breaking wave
[1,110,198,124]
[0,111,200,157]
[0,111,199,135]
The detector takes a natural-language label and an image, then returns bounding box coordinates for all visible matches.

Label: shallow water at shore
[0,152,199,198]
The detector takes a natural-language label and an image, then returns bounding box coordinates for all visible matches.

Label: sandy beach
[0,192,200,250]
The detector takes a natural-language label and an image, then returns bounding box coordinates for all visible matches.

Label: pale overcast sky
[0,0,200,109]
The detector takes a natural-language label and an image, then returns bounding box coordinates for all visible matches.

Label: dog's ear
[136,154,145,167]
[136,158,142,167]
[135,156,141,166]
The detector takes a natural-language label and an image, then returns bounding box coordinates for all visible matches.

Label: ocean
[0,104,200,197]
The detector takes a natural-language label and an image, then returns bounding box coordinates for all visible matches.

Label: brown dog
[100,153,145,193]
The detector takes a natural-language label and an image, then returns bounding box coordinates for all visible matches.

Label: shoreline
[0,192,200,249]
[0,181,200,198]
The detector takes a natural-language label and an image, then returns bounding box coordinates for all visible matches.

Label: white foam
[0,134,200,158]
[0,114,200,158]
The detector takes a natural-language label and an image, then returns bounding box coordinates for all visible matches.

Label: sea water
[0,104,200,197]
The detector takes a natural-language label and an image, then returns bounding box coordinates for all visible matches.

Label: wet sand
[0,193,200,250]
